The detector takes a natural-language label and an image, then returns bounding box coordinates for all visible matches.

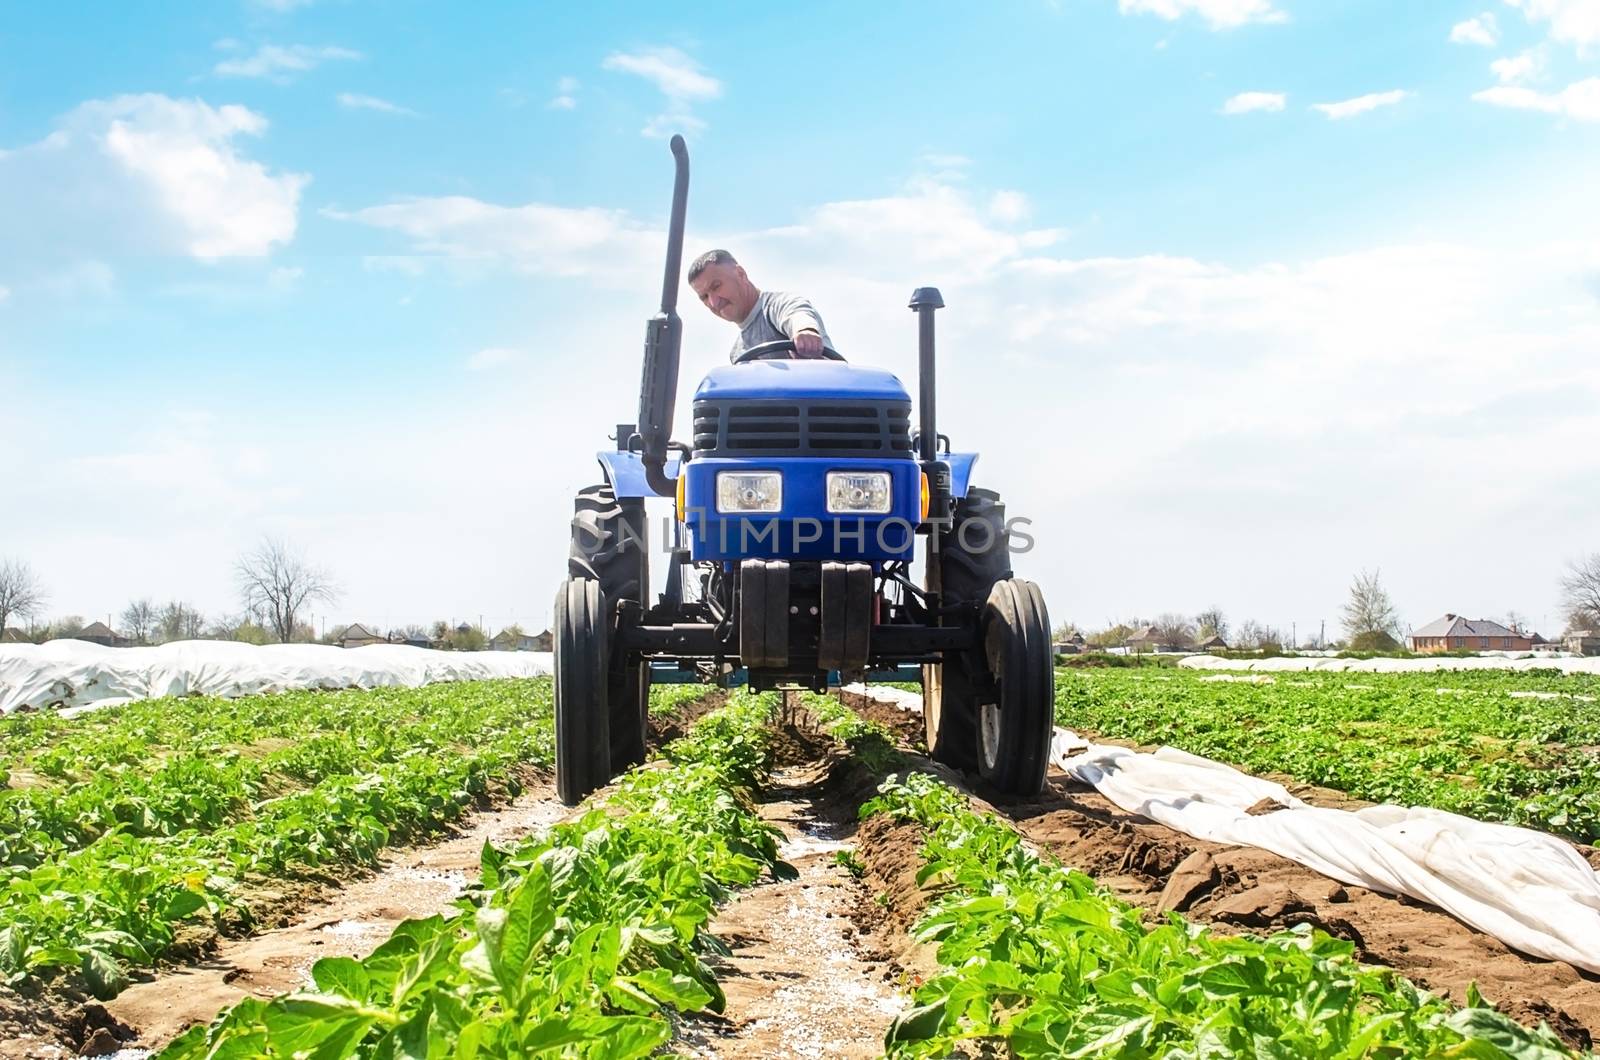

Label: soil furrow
[62,786,564,1058]
[675,714,905,1058]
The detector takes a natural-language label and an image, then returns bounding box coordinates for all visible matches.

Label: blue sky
[3,0,1598,640]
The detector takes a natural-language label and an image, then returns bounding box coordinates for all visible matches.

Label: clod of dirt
[1211,883,1318,926]
[1156,851,1219,914]
[1244,797,1292,816]
[79,1026,121,1057]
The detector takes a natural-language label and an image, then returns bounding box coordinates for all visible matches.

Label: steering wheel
[733,339,846,364]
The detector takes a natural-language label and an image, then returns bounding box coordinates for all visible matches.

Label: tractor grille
[692,399,914,457]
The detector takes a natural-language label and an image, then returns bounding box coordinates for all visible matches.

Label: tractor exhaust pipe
[638,135,690,496]
[909,287,950,527]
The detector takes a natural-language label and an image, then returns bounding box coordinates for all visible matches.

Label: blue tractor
[554,136,1054,804]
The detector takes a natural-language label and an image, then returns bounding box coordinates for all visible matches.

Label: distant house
[0,628,31,644]
[532,628,553,651]
[1053,632,1086,656]
[388,631,433,649]
[74,621,120,647]
[1565,631,1600,657]
[1125,626,1183,653]
[1410,614,1533,653]
[1194,633,1228,651]
[492,628,550,652]
[339,623,386,649]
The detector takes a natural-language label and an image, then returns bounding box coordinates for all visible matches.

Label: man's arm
[767,292,826,356]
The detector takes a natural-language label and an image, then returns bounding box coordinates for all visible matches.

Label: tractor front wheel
[977,579,1054,796]
[554,577,611,806]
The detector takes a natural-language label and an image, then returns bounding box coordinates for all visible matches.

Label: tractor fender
[946,452,979,499]
[595,450,681,499]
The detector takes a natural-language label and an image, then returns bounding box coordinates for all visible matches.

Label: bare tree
[0,559,47,634]
[1152,612,1197,648]
[1194,606,1228,640]
[1561,554,1600,632]
[235,538,338,644]
[120,598,158,645]
[1503,610,1529,635]
[1341,569,1402,642]
[157,601,206,643]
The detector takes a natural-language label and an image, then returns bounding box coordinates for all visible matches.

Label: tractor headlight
[826,471,892,514]
[716,471,783,513]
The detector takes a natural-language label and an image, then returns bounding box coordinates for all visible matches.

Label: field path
[675,717,905,1058]
[103,785,564,1050]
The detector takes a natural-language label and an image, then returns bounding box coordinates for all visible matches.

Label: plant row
[0,679,555,998]
[160,691,787,1059]
[1056,669,1600,842]
[868,770,1574,1058]
[0,681,557,868]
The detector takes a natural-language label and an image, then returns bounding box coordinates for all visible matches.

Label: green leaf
[81,948,129,1001]
[885,999,947,1044]
[311,956,371,1000]
[1444,1008,1572,1060]
[628,968,715,1011]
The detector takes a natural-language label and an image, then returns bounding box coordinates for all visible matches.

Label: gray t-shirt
[728,290,834,363]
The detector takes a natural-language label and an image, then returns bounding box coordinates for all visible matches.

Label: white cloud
[331,196,659,282]
[1490,48,1544,82]
[988,190,1031,223]
[602,47,721,101]
[1450,12,1500,44]
[1506,0,1600,51]
[467,347,524,371]
[0,285,8,303]
[215,43,361,81]
[1117,0,1287,28]
[0,94,306,263]
[602,46,722,137]
[1221,91,1286,114]
[1311,89,1410,119]
[337,92,417,116]
[548,75,579,110]
[1474,77,1600,119]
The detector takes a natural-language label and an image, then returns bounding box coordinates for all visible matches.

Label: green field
[0,679,559,996]
[1055,668,1600,843]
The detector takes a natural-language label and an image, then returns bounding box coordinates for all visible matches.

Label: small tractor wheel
[568,483,649,774]
[554,577,612,806]
[977,579,1054,796]
[924,488,1012,771]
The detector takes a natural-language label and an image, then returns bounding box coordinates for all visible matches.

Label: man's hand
[793,328,823,357]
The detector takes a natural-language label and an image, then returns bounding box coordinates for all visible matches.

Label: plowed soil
[839,686,1600,1054]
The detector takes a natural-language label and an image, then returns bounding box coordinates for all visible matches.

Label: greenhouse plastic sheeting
[1177,654,1600,674]
[1052,733,1600,975]
[0,640,553,714]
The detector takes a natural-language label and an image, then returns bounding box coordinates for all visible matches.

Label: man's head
[688,249,759,324]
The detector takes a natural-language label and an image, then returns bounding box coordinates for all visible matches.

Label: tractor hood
[695,360,911,403]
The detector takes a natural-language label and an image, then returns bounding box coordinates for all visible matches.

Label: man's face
[690,262,756,323]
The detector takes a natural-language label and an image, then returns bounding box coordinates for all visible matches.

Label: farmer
[686,249,836,363]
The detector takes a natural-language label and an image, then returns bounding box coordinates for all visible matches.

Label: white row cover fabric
[1179,654,1600,674]
[1054,734,1600,974]
[849,684,1600,975]
[0,640,553,714]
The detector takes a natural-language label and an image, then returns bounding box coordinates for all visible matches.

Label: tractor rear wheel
[568,483,650,774]
[924,488,1011,770]
[977,578,1054,796]
[554,577,611,806]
